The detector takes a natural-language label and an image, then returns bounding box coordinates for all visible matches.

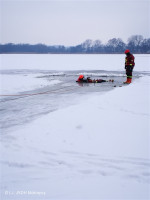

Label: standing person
[124,49,135,84]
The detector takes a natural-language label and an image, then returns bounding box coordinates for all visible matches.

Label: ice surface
[0,54,150,71]
[0,54,150,200]
[0,73,61,95]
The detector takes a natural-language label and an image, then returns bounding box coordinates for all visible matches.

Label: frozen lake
[0,54,149,132]
[0,54,150,71]
[0,54,150,200]
[0,69,148,133]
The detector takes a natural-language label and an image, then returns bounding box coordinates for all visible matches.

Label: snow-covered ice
[0,73,61,95]
[0,54,150,71]
[0,54,150,200]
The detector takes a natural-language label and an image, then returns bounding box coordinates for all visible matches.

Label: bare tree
[81,39,93,50]
[127,35,144,52]
[106,38,126,53]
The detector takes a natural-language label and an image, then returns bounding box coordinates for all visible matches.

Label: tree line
[0,35,149,54]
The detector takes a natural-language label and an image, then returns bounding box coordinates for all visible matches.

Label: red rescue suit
[125,53,135,83]
[125,53,135,68]
[76,77,107,83]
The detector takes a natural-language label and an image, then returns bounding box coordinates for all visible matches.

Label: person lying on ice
[76,75,114,83]
[124,49,135,84]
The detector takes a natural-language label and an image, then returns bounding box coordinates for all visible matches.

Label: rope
[0,86,74,97]
[0,85,78,102]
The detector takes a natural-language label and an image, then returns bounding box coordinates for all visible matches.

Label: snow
[1,74,150,199]
[0,73,61,95]
[0,54,150,199]
[0,54,150,71]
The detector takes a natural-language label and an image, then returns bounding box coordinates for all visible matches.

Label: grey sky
[0,0,150,46]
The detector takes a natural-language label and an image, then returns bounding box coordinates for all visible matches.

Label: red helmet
[125,49,130,54]
[79,75,84,79]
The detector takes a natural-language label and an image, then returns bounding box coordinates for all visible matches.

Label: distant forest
[0,35,150,54]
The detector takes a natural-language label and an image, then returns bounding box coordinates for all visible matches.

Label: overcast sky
[0,0,150,46]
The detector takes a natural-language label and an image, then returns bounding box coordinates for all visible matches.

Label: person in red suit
[76,75,114,83]
[124,49,135,84]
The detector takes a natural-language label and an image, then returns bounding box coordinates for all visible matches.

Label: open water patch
[0,70,143,133]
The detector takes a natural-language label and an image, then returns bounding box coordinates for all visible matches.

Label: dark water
[0,70,146,133]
